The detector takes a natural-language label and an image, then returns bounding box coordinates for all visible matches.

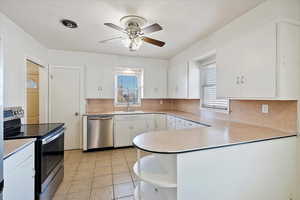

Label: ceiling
[0,0,266,59]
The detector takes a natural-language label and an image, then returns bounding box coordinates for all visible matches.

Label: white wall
[0,12,49,122]
[48,50,169,99]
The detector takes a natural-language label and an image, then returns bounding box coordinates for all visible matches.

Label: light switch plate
[261,104,269,113]
[160,100,163,105]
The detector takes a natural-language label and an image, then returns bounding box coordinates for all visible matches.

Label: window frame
[200,62,229,113]
[114,68,143,107]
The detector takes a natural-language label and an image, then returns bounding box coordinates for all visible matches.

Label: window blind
[201,64,228,110]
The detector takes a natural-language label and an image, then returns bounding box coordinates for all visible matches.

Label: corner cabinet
[216,21,300,99]
[167,61,200,99]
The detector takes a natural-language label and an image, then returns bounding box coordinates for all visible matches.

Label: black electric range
[4,122,64,140]
[4,107,65,200]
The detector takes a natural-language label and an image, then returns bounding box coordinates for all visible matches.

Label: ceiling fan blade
[98,36,123,43]
[104,23,126,33]
[141,23,162,34]
[142,37,165,47]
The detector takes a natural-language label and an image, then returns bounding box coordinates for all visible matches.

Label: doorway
[49,66,82,150]
[26,60,41,124]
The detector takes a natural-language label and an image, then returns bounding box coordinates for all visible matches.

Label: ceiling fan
[100,15,165,51]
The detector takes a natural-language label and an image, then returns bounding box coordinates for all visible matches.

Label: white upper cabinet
[86,65,167,99]
[167,62,188,99]
[187,61,201,99]
[85,66,114,99]
[277,22,300,99]
[143,67,167,99]
[217,21,300,99]
[167,61,201,99]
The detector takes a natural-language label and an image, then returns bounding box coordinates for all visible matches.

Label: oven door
[41,127,64,184]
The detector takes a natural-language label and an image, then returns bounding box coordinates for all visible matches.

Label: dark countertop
[4,123,65,140]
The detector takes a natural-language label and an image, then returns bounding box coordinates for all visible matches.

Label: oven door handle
[42,127,65,145]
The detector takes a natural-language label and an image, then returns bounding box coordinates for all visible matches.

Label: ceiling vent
[61,19,78,29]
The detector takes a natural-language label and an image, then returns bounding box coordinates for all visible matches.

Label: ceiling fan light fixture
[102,15,165,51]
[122,37,143,51]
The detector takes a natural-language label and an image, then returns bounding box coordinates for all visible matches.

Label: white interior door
[50,67,81,150]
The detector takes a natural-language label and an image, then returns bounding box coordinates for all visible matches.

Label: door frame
[49,65,85,149]
[24,58,48,124]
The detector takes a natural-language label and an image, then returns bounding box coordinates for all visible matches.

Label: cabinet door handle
[236,76,240,84]
[240,75,245,84]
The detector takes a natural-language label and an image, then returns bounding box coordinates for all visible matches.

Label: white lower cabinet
[114,114,206,147]
[114,114,168,147]
[168,115,206,130]
[114,115,147,147]
[167,115,176,130]
[153,114,167,131]
[4,142,35,200]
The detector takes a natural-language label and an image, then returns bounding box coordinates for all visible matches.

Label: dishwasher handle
[89,117,113,120]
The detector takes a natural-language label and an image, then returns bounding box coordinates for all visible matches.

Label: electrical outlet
[261,104,269,113]
[160,100,163,105]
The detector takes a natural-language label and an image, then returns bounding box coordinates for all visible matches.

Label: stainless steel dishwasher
[87,115,114,150]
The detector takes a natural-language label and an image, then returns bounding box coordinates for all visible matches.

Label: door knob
[75,112,79,116]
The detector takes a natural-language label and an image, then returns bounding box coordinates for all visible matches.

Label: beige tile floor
[53,148,139,200]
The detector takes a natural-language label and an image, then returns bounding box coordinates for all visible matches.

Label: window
[115,68,143,106]
[200,62,228,111]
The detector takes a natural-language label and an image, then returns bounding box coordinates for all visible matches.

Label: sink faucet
[123,93,131,112]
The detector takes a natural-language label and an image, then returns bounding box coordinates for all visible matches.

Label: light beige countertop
[84,110,298,154]
[4,138,36,159]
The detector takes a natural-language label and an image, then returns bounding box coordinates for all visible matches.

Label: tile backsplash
[171,99,298,132]
[86,99,173,113]
[86,98,298,132]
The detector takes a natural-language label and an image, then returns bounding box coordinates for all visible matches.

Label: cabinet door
[167,65,177,98]
[144,67,167,98]
[4,157,35,200]
[175,118,186,130]
[167,115,176,130]
[176,63,188,98]
[188,61,200,99]
[85,66,114,98]
[154,114,167,130]
[168,62,188,98]
[240,23,277,98]
[277,22,300,99]
[4,144,35,200]
[132,119,148,139]
[114,120,133,147]
[216,39,242,98]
